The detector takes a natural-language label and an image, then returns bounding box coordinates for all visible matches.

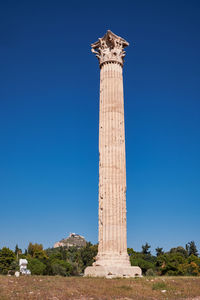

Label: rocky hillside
[54,233,87,248]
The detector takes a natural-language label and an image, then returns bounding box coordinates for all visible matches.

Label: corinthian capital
[91,30,129,67]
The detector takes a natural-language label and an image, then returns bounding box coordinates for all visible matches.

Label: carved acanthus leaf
[91,30,129,67]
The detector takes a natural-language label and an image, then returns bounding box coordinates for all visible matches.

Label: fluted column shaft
[97,61,129,266]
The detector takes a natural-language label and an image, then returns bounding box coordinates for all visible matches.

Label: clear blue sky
[0,0,200,254]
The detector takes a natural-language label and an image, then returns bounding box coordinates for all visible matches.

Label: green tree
[142,243,151,255]
[27,242,34,256]
[156,253,186,276]
[28,258,46,275]
[187,254,200,265]
[9,260,19,274]
[27,242,48,260]
[186,241,198,257]
[170,246,188,258]
[130,255,154,274]
[51,259,73,276]
[0,247,16,274]
[49,252,63,262]
[80,243,98,272]
[128,249,156,274]
[127,248,135,256]
[155,247,164,257]
[186,262,199,276]
[28,243,43,256]
[14,244,22,261]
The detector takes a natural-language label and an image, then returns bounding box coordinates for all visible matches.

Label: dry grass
[0,275,200,299]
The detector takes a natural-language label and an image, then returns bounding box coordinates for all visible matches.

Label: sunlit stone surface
[84,30,142,278]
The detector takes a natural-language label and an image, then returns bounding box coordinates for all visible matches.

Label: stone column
[84,30,142,278]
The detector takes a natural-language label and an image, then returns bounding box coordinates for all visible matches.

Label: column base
[84,265,142,279]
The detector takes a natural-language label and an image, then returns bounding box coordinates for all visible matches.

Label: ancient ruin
[84,30,142,278]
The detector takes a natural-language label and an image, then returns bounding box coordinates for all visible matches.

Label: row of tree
[0,241,199,276]
[0,242,98,276]
[128,241,200,276]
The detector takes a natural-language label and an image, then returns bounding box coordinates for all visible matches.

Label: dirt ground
[0,275,200,300]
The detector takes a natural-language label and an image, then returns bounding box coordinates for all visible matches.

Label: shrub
[152,282,168,290]
[51,259,73,276]
[146,268,156,276]
[130,257,154,274]
[51,264,67,276]
[28,258,46,275]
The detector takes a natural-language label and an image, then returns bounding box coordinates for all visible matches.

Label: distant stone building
[54,233,87,248]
